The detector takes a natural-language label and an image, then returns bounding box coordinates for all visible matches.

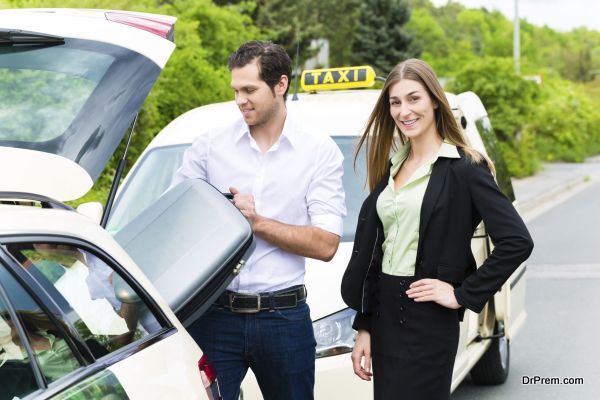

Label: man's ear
[275,75,289,97]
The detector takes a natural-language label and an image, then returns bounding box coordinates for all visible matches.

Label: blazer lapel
[419,157,451,242]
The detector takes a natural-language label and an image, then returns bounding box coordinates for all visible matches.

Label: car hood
[0,9,175,201]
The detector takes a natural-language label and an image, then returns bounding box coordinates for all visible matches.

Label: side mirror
[76,202,103,224]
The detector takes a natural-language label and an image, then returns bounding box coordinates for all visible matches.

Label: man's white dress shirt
[171,111,346,293]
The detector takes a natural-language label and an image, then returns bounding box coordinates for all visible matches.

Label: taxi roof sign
[301,66,376,92]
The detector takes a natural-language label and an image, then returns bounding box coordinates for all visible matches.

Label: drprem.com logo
[522,376,584,385]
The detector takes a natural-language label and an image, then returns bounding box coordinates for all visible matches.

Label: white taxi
[102,67,528,398]
[0,8,255,399]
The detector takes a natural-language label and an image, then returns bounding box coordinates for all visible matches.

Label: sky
[429,0,600,32]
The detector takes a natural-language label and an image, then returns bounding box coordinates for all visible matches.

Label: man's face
[230,60,283,127]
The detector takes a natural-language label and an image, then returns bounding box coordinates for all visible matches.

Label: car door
[0,238,205,399]
[458,91,527,340]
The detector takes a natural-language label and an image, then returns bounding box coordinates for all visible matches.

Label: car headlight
[313,307,357,358]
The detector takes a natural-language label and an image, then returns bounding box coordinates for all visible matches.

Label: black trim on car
[0,191,73,210]
[510,265,527,290]
[0,271,47,389]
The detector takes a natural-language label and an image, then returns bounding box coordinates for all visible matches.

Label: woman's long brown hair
[355,58,494,191]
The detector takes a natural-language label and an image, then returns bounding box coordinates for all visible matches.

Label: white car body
[0,206,206,399]
[1,8,245,399]
[107,88,528,398]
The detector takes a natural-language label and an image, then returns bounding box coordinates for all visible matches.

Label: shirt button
[400,305,405,312]
[399,317,406,324]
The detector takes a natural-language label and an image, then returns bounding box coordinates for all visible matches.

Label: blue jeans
[188,302,316,400]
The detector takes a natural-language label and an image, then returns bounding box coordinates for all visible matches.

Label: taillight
[198,355,223,400]
[105,12,175,41]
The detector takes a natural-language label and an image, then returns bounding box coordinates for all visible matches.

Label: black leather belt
[216,285,307,313]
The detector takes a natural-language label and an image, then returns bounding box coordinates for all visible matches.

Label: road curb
[517,172,600,215]
[513,157,600,221]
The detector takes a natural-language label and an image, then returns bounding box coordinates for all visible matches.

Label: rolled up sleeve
[306,137,347,236]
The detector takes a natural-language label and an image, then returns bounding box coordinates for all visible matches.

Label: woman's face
[388,78,438,141]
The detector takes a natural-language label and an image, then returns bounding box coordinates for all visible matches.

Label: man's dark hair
[228,40,292,100]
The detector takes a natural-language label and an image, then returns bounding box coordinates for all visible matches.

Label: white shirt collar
[233,109,298,150]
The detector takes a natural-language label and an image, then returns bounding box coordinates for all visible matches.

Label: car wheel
[470,321,509,385]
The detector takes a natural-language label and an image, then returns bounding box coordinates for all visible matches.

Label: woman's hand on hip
[351,329,373,381]
[406,278,461,309]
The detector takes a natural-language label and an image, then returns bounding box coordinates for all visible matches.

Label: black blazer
[341,149,534,330]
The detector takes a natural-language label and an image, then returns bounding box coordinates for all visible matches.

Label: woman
[340,59,534,399]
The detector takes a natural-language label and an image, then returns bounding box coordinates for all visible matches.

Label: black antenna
[100,113,138,228]
[292,35,300,101]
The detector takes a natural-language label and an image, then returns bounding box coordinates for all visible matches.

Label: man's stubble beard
[249,96,282,128]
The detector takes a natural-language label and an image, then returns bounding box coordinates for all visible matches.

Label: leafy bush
[532,75,600,162]
[447,57,541,176]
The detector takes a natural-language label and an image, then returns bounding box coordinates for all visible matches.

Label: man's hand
[228,186,340,261]
[229,186,258,224]
[351,330,373,381]
[406,279,461,309]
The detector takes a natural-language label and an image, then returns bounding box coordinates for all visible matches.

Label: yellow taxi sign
[301,66,376,92]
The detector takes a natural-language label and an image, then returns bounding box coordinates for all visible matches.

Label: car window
[476,117,516,202]
[0,262,81,397]
[6,243,163,359]
[332,136,369,242]
[0,46,113,143]
[109,137,369,242]
[51,369,128,400]
[107,145,186,234]
[0,295,39,400]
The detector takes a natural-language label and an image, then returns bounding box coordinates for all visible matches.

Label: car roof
[0,205,116,243]
[149,89,462,149]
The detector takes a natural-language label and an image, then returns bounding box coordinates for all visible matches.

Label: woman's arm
[454,160,534,313]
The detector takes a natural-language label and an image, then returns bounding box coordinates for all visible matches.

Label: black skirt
[370,273,460,400]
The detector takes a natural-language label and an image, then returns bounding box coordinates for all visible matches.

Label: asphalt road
[451,180,600,399]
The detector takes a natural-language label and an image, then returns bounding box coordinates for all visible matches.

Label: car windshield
[107,137,369,242]
[0,38,163,182]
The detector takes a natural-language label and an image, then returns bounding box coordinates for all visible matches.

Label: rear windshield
[0,38,162,182]
[108,137,369,242]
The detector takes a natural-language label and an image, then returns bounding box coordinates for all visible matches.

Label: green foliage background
[407,0,600,177]
[3,0,600,203]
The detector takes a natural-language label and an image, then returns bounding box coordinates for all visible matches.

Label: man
[170,41,346,399]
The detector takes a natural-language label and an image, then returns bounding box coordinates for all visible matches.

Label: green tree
[405,7,448,60]
[214,0,362,68]
[351,0,419,75]
[251,0,361,67]
[447,57,540,177]
[532,74,600,161]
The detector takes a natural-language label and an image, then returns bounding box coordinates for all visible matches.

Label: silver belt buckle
[228,292,261,313]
